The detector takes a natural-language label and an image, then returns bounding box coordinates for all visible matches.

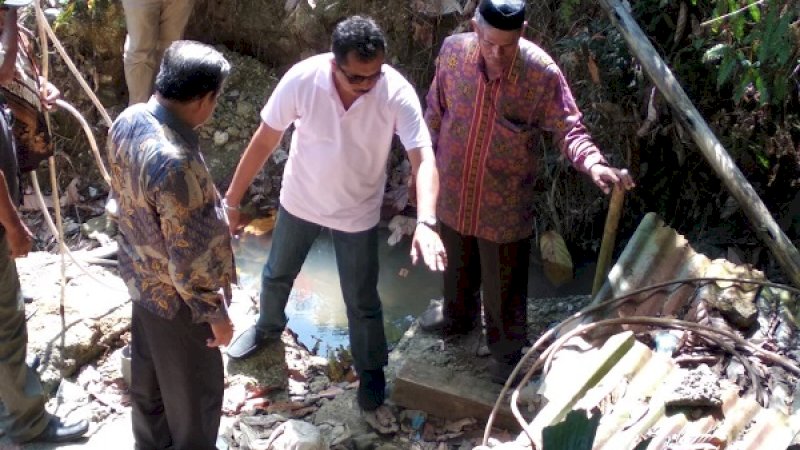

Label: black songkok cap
[478,0,526,31]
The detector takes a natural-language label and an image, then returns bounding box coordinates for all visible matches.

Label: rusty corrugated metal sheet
[519,213,800,450]
[592,213,762,324]
[526,332,799,449]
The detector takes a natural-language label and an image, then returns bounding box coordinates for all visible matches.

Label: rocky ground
[1,239,593,450]
[4,32,600,450]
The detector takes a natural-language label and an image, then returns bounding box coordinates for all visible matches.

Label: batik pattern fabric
[108,99,233,323]
[426,33,607,243]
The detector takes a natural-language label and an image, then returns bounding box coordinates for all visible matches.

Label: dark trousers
[441,222,529,365]
[256,205,388,372]
[131,302,223,450]
[0,239,49,443]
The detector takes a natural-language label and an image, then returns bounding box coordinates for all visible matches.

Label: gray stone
[699,263,761,329]
[16,251,131,393]
[199,46,279,184]
[227,339,289,388]
[308,375,330,394]
[665,365,724,408]
[264,420,324,450]
[214,131,230,146]
[352,432,380,450]
[375,444,403,450]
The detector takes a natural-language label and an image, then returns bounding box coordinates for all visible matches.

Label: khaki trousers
[122,0,195,105]
[0,238,48,442]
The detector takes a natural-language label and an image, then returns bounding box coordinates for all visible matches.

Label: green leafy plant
[704,0,798,105]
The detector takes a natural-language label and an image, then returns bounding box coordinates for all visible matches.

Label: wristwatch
[221,198,240,212]
[416,216,438,229]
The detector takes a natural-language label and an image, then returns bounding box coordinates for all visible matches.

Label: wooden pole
[593,186,625,296]
[598,0,800,288]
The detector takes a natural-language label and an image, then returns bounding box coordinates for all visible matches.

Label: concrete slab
[392,358,528,431]
[387,319,540,432]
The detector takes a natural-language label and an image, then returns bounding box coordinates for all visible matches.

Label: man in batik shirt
[108,41,234,450]
[421,0,635,383]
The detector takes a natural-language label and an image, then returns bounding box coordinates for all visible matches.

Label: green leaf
[542,410,601,450]
[757,3,781,63]
[755,151,770,170]
[717,56,737,87]
[773,78,789,104]
[749,2,761,22]
[754,72,768,104]
[773,12,794,65]
[734,73,752,103]
[733,14,745,40]
[711,3,725,34]
[703,43,730,63]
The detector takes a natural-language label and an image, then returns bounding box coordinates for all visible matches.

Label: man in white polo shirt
[224,16,445,423]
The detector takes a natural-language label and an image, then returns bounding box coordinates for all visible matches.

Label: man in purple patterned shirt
[421,0,635,383]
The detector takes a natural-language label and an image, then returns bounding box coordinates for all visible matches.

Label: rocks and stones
[698,260,761,329]
[665,365,724,409]
[262,420,325,450]
[226,338,291,389]
[198,46,280,187]
[16,250,131,393]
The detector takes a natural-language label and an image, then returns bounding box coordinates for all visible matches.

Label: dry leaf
[445,417,476,433]
[244,215,276,236]
[587,54,600,85]
[540,230,573,286]
[61,178,82,207]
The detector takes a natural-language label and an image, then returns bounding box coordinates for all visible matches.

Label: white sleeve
[394,81,433,151]
[260,65,301,130]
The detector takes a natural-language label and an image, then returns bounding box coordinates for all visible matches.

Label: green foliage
[542,410,600,450]
[705,0,798,106]
[559,0,584,23]
[54,0,119,29]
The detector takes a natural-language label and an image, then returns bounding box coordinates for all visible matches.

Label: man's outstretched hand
[410,224,447,271]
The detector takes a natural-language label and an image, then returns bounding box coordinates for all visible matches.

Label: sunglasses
[337,65,384,85]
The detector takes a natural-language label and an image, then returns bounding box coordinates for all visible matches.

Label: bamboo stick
[593,185,625,296]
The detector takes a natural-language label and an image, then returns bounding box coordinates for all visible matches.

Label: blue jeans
[256,206,388,371]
